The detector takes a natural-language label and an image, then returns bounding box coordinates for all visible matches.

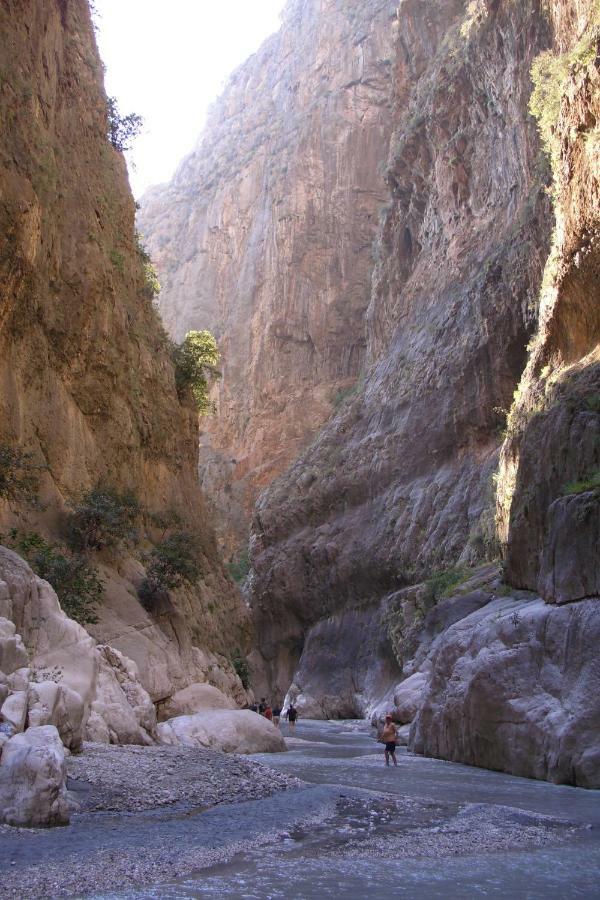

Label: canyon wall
[135,0,599,785]
[0,0,248,705]
[249,0,553,699]
[138,0,398,554]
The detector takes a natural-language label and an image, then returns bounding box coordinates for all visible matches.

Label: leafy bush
[227,549,250,584]
[0,445,43,507]
[135,232,161,299]
[106,97,143,152]
[138,531,201,610]
[6,531,102,624]
[426,566,468,601]
[230,649,250,689]
[172,330,220,414]
[562,471,600,496]
[67,487,140,552]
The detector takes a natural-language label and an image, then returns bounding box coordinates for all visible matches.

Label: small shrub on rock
[0,445,43,508]
[171,330,220,414]
[106,97,142,152]
[67,487,140,552]
[6,531,102,624]
[227,549,250,583]
[230,649,250,689]
[138,531,201,612]
[426,566,468,601]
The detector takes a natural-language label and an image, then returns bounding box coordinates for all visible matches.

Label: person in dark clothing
[258,697,267,714]
[286,704,298,731]
[272,705,281,727]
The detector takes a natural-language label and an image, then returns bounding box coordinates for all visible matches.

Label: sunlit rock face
[0,0,249,702]
[248,0,554,700]
[138,0,398,553]
[497,0,600,604]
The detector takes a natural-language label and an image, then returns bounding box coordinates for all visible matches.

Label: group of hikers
[247,698,298,730]
[247,699,400,766]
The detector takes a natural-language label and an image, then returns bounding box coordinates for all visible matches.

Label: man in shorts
[380,714,398,767]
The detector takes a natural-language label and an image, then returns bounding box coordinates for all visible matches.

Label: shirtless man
[381,714,398,767]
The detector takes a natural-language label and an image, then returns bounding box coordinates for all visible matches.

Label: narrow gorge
[0,0,599,894]
[140,0,600,788]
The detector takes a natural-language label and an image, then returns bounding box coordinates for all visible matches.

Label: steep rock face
[250,0,553,699]
[497,1,600,602]
[138,0,398,552]
[0,1,248,699]
[410,594,600,788]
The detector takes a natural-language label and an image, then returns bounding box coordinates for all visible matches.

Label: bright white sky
[93,1,286,197]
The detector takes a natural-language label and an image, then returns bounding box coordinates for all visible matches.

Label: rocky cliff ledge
[138,0,398,553]
[250,0,553,699]
[0,1,248,709]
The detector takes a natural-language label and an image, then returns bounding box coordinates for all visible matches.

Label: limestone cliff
[138,0,398,553]
[0,0,248,704]
[497,0,600,603]
[249,0,553,698]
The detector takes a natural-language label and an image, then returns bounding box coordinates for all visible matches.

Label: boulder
[371,670,430,724]
[27,681,85,752]
[0,725,69,826]
[8,666,30,691]
[1,689,28,733]
[0,617,28,675]
[410,596,600,787]
[85,645,156,745]
[158,682,236,721]
[157,710,286,754]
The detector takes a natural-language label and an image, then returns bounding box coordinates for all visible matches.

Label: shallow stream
[99,720,600,899]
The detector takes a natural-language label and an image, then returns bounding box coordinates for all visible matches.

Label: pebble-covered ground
[0,741,304,899]
[66,741,301,812]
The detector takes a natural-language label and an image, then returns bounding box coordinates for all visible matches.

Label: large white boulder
[411,597,600,787]
[157,709,286,754]
[0,548,159,747]
[1,689,28,733]
[158,682,236,721]
[27,681,85,752]
[0,725,69,826]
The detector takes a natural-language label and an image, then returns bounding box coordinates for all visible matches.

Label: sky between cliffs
[93,0,286,198]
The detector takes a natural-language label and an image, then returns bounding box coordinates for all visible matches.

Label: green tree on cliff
[172,330,221,414]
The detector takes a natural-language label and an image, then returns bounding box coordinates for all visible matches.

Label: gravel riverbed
[0,741,303,899]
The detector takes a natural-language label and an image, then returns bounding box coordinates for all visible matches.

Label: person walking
[264,704,273,722]
[286,703,298,731]
[380,714,398,767]
[272,705,281,727]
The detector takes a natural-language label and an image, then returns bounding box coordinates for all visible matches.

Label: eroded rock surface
[0,725,69,827]
[249,0,553,701]
[138,0,398,553]
[157,709,285,754]
[411,595,600,787]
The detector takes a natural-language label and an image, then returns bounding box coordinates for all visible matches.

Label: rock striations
[0,0,249,695]
[138,0,398,553]
[141,0,600,787]
[0,0,260,826]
